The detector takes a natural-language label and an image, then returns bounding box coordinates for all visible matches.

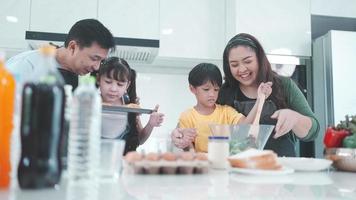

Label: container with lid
[208,136,229,169]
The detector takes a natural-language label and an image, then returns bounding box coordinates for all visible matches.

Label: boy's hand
[171,128,197,149]
[257,82,273,99]
[148,105,164,127]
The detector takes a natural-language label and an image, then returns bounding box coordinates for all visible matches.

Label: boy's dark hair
[65,19,115,50]
[188,63,222,87]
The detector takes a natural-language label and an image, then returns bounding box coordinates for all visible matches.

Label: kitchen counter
[1,170,355,200]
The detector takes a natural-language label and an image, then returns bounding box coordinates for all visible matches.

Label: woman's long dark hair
[221,33,287,109]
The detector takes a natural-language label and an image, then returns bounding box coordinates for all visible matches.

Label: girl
[97,57,164,154]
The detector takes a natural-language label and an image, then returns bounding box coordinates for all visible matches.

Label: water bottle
[0,51,16,189]
[67,76,101,183]
[17,46,65,189]
[61,85,73,169]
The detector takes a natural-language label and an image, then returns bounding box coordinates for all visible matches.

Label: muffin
[144,152,161,174]
[178,152,195,174]
[161,152,177,174]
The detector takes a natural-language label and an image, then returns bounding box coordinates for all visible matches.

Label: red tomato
[323,127,350,148]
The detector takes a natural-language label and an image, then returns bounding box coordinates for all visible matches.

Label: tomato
[323,127,350,148]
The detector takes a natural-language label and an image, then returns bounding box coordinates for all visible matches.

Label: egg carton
[123,159,209,175]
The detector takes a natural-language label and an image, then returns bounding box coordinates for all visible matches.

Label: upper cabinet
[98,0,159,39]
[227,0,311,57]
[1,0,313,59]
[29,0,97,33]
[158,0,226,60]
[0,0,31,50]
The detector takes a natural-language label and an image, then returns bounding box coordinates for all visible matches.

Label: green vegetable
[342,134,356,148]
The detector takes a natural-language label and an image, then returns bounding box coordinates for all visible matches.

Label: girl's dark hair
[98,57,137,104]
[222,33,287,109]
[188,63,222,87]
[98,57,139,153]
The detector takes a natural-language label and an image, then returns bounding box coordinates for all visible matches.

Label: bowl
[222,124,274,154]
[324,148,356,172]
[101,111,128,139]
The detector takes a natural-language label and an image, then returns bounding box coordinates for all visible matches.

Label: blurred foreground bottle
[17,46,65,189]
[0,52,16,189]
[67,76,101,183]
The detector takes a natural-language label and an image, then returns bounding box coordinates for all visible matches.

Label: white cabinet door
[30,0,97,33]
[98,0,159,39]
[230,0,311,57]
[0,0,31,50]
[159,0,225,60]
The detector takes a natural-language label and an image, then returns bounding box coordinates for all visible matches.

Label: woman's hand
[257,82,273,99]
[148,105,164,127]
[171,128,197,149]
[271,109,301,138]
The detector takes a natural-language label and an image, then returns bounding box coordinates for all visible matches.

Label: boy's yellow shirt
[178,104,243,152]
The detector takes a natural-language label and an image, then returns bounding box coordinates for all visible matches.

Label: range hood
[25,31,159,64]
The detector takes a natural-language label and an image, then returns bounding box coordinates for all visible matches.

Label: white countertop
[1,170,355,200]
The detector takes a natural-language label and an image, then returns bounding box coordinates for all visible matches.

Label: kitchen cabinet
[158,0,226,60]
[29,0,97,33]
[0,0,31,51]
[98,0,159,40]
[227,0,311,57]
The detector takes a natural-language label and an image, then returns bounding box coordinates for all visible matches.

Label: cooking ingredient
[342,134,356,148]
[67,77,101,183]
[323,127,350,148]
[0,55,16,188]
[208,136,229,169]
[18,82,65,188]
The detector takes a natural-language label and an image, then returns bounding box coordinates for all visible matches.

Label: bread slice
[228,149,281,170]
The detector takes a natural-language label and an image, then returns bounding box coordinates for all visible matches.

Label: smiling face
[70,41,109,75]
[228,46,259,88]
[190,81,220,108]
[99,72,130,105]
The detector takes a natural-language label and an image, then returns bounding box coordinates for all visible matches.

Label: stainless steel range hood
[25,31,159,64]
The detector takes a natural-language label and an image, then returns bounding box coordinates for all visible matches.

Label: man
[7,19,115,89]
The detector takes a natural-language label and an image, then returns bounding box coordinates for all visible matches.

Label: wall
[134,68,196,152]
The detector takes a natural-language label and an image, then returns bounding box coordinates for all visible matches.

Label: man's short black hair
[65,19,115,50]
[188,63,222,87]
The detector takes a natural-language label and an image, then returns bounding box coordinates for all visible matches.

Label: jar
[208,136,229,169]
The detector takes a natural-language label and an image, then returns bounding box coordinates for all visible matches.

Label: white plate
[278,157,332,171]
[229,166,294,175]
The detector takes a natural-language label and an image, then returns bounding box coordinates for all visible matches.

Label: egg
[180,152,194,161]
[145,152,160,161]
[161,152,177,161]
[195,153,208,161]
[125,151,143,163]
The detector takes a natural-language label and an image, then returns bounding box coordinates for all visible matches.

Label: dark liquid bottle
[18,82,65,189]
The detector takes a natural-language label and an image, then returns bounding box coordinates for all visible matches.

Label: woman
[217,33,319,157]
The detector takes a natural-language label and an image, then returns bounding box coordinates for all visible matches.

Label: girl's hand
[148,105,164,127]
[257,82,272,99]
[271,109,300,138]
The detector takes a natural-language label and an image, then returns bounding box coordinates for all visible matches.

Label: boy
[173,63,272,152]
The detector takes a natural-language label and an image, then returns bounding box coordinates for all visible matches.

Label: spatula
[246,94,266,148]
